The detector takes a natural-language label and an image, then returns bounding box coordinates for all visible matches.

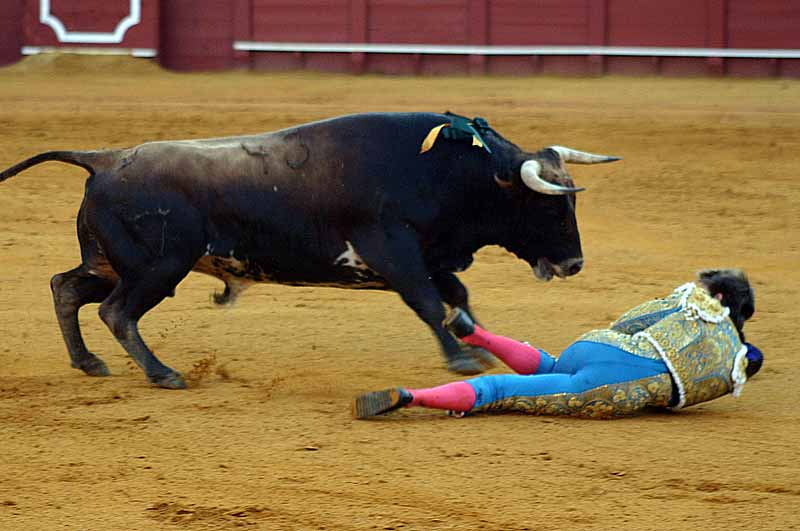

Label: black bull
[0,112,619,389]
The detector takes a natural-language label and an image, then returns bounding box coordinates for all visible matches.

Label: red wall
[5,0,800,77]
[489,0,592,45]
[0,0,23,66]
[159,0,235,71]
[241,0,800,77]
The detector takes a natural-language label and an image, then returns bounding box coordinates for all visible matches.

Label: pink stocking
[407,382,476,412]
[462,325,543,374]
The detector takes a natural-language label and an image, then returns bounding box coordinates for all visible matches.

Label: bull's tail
[0,150,117,183]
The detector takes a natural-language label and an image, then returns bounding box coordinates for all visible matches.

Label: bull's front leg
[351,225,485,375]
[431,271,497,370]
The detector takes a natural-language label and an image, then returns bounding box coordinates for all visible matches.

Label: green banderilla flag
[419,114,492,154]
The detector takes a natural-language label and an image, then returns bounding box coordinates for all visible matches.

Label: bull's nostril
[568,259,583,275]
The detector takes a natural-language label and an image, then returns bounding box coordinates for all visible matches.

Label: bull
[0,112,619,389]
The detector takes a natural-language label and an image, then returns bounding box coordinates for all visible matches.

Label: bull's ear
[493,173,514,189]
[520,160,585,195]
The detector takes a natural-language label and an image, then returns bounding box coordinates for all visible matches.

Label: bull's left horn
[549,145,621,164]
[520,160,585,195]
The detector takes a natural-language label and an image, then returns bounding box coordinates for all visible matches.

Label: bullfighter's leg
[98,256,193,389]
[50,265,116,376]
[444,308,555,375]
[354,345,673,419]
[351,224,484,375]
[431,272,497,369]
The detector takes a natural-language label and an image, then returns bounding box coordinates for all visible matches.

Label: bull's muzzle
[534,257,583,281]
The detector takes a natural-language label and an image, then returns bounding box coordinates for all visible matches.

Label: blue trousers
[467,341,670,410]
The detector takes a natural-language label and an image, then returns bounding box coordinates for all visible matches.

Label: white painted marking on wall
[39,0,142,44]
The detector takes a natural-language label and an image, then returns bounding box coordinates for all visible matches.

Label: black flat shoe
[352,388,413,419]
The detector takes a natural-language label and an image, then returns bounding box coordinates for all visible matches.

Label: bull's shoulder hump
[132,112,447,150]
[317,112,448,127]
[127,112,451,157]
[267,112,450,134]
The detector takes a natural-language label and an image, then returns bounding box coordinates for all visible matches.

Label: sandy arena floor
[0,55,798,531]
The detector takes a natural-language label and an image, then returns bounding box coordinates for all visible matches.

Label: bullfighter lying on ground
[353,268,764,419]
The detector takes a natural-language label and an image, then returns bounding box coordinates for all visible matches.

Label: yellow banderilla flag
[419,123,450,154]
[419,123,486,154]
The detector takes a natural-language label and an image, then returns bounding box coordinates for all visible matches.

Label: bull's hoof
[72,355,111,377]
[461,345,498,370]
[447,355,485,375]
[150,371,187,390]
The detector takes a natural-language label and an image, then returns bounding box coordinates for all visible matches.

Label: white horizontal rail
[234,41,800,59]
[22,45,157,58]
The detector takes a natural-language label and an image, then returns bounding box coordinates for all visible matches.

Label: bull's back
[101,113,446,216]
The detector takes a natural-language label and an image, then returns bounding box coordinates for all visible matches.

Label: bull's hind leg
[50,265,116,376]
[98,256,194,389]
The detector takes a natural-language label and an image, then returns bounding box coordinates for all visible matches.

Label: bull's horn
[520,160,585,195]
[549,145,621,164]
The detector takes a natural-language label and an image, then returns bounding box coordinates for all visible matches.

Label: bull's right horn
[520,160,585,195]
[549,145,621,164]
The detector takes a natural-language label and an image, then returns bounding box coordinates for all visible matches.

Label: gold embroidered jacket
[576,283,749,409]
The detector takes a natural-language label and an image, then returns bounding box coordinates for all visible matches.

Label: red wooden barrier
[237,0,800,77]
[727,0,800,76]
[0,0,23,66]
[8,0,800,77]
[159,0,235,71]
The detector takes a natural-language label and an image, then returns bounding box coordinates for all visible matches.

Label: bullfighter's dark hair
[697,268,754,342]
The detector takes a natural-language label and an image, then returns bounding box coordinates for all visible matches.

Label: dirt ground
[0,54,798,531]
